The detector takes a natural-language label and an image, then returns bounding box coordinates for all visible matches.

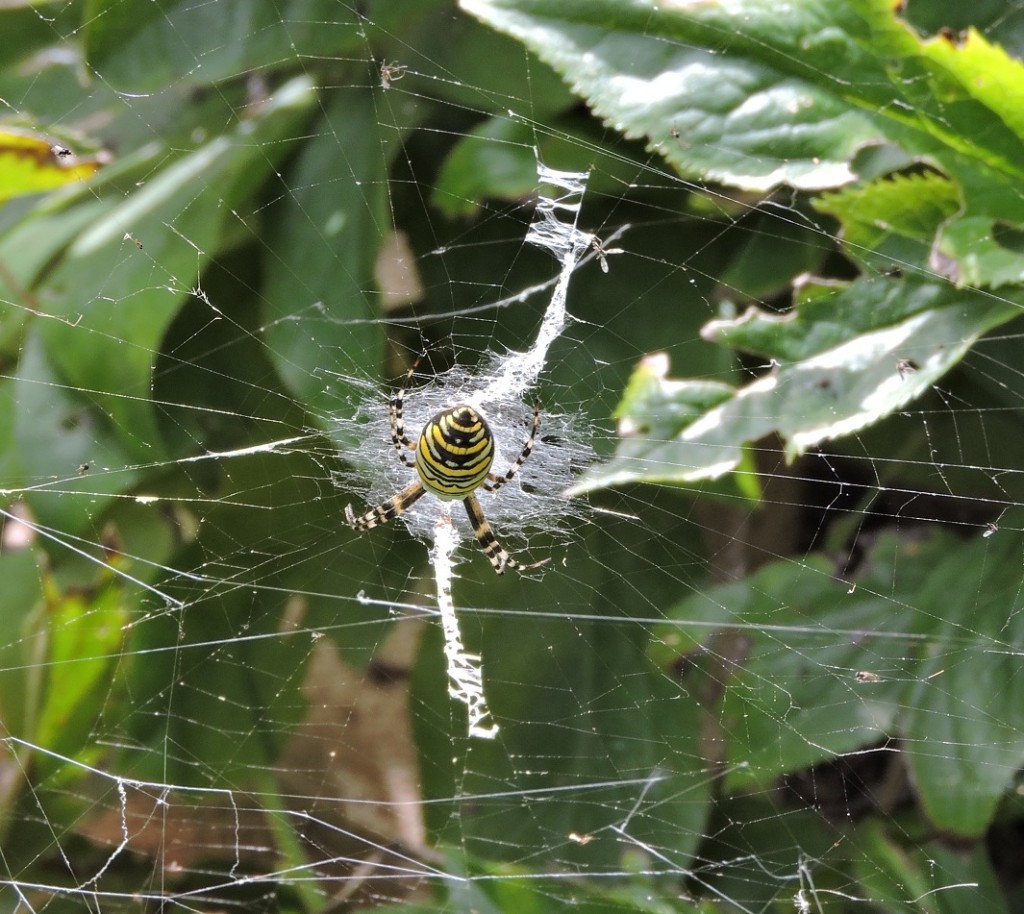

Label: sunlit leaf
[0,129,103,203]
[573,278,1020,496]
[814,171,962,276]
[463,0,1024,286]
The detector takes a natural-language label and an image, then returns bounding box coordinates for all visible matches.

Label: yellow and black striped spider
[344,359,545,574]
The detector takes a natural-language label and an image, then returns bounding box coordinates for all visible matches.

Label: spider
[344,358,546,574]
[378,60,407,90]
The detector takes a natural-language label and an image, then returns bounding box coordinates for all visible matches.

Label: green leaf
[0,378,15,487]
[651,526,1024,836]
[0,550,44,742]
[851,819,1011,914]
[715,208,832,303]
[0,1,85,72]
[462,0,1024,287]
[612,353,735,440]
[35,76,317,464]
[650,538,919,786]
[34,572,130,770]
[852,820,933,914]
[433,115,650,218]
[385,0,577,118]
[572,278,1019,495]
[381,848,692,913]
[692,795,843,911]
[461,0,886,192]
[117,589,314,786]
[82,0,362,92]
[433,117,540,218]
[814,171,962,276]
[13,331,142,535]
[0,129,104,203]
[111,442,383,787]
[0,195,113,357]
[895,28,1024,171]
[901,528,1024,836]
[415,520,712,872]
[262,89,391,434]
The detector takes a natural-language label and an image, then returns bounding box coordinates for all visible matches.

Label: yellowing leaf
[0,128,104,203]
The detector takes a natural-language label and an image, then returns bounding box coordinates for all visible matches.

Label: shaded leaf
[33,569,130,773]
[262,89,391,433]
[0,195,113,356]
[650,538,918,786]
[851,819,1011,913]
[0,549,44,742]
[13,331,143,534]
[715,208,832,303]
[651,526,1024,837]
[0,1,86,72]
[36,76,317,464]
[433,117,540,218]
[901,528,1024,836]
[83,0,362,92]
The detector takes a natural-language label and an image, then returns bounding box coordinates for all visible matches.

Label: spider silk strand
[436,158,592,738]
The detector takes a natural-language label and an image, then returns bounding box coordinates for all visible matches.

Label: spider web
[1,1,1023,912]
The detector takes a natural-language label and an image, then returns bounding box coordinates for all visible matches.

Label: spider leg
[389,356,422,468]
[483,401,541,493]
[346,480,425,531]
[463,494,547,575]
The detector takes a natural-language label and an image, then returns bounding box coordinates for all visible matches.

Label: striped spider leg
[483,402,541,493]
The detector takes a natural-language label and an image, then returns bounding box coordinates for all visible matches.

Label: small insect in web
[345,357,548,575]
[896,358,918,380]
[590,236,623,273]
[379,60,408,90]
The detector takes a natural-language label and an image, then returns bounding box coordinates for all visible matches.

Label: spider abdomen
[416,405,495,499]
